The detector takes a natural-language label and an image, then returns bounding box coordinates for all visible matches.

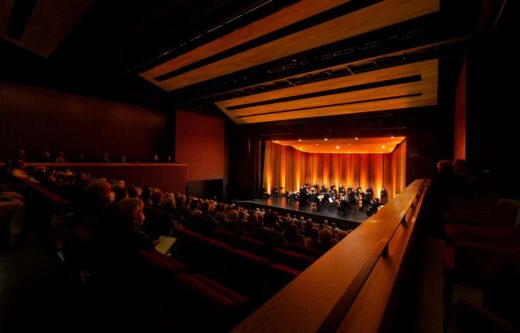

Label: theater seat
[454,299,518,333]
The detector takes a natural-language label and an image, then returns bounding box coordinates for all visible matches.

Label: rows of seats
[441,195,520,331]
[172,227,300,304]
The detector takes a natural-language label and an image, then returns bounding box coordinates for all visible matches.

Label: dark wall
[0,80,168,162]
[467,6,520,197]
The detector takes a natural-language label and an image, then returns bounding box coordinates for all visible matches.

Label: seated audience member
[77,153,86,162]
[41,151,53,162]
[55,151,66,162]
[284,223,307,247]
[0,190,26,246]
[103,153,111,162]
[108,198,155,253]
[153,154,160,162]
[121,155,127,163]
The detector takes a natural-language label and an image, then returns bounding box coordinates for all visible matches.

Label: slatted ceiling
[0,0,15,34]
[184,37,465,104]
[141,0,439,91]
[217,59,438,124]
[140,0,352,81]
[20,0,94,57]
[232,93,436,124]
[218,60,437,109]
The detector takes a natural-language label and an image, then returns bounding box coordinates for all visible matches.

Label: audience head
[85,179,115,208]
[436,160,453,173]
[111,198,145,231]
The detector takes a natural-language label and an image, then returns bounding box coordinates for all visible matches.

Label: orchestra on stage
[273,183,389,217]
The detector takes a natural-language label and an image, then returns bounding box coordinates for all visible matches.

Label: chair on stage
[310,202,317,212]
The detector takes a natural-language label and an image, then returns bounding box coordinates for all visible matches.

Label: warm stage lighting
[381,145,386,149]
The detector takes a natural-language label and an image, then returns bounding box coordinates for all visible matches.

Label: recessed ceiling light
[381,145,386,149]
[298,139,302,142]
[354,137,359,140]
[390,136,395,139]
[299,146,303,150]
[324,138,328,141]
[273,140,279,143]
[347,143,351,146]
[336,146,340,149]
[315,144,319,146]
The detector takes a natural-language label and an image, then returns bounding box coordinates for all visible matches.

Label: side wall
[0,80,168,162]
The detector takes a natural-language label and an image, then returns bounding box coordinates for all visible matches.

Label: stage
[234,197,368,230]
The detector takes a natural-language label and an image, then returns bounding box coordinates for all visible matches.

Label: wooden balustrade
[232,179,429,333]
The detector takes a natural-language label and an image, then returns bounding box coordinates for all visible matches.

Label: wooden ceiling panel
[0,0,93,58]
[140,0,439,91]
[21,0,94,57]
[140,0,351,81]
[218,60,437,109]
[233,92,436,124]
[217,60,438,124]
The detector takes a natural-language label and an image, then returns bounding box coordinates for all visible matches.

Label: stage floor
[235,197,368,229]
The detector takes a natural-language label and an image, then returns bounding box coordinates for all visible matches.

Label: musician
[338,185,345,195]
[320,184,327,194]
[380,187,388,204]
[299,185,308,208]
[366,186,374,200]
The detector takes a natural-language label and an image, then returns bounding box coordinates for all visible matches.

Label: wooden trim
[12,162,189,167]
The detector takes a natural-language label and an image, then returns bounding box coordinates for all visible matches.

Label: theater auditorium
[1,0,518,332]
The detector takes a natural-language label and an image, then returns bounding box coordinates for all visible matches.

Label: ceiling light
[298,138,302,142]
[347,143,351,146]
[299,146,303,149]
[273,140,279,143]
[382,145,386,149]
[336,146,340,149]
[354,137,359,140]
[390,136,395,139]
[324,138,328,141]
[315,144,319,146]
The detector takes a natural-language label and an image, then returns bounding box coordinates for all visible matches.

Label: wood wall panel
[323,153,331,187]
[359,154,369,191]
[351,155,360,188]
[176,110,226,181]
[383,154,393,200]
[331,154,339,188]
[454,57,467,160]
[0,81,167,163]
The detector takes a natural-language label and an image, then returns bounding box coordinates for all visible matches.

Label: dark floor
[0,240,80,332]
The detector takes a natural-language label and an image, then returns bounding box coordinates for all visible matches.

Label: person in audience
[55,151,66,162]
[42,151,52,162]
[0,190,26,247]
[256,210,285,247]
[153,154,160,162]
[284,223,307,247]
[121,155,127,163]
[103,153,111,162]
